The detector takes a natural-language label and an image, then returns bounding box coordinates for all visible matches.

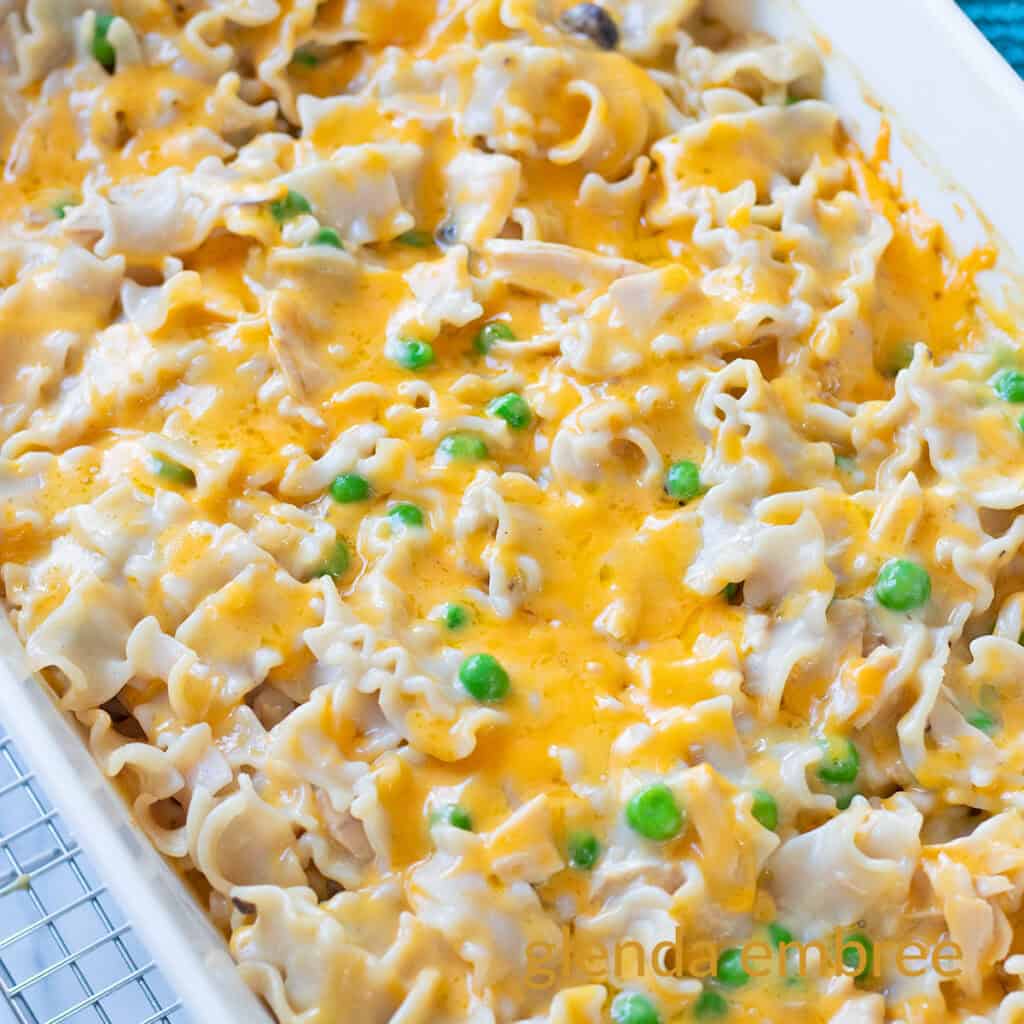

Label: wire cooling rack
[0,726,188,1024]
[0,6,1015,1021]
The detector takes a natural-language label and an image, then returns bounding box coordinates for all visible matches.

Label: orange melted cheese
[0,3,1021,1024]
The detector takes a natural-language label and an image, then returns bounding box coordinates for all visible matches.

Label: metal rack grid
[0,726,188,1024]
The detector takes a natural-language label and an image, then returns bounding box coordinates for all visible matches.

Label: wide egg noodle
[0,2,1022,1023]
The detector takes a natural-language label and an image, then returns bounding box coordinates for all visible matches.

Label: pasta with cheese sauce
[0,1,1022,1022]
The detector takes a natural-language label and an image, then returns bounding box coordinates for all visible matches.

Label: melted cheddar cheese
[1,3,1023,1024]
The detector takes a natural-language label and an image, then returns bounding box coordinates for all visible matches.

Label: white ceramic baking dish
[1,1,1022,1020]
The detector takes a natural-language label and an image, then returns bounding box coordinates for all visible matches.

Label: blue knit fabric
[959,1,1024,75]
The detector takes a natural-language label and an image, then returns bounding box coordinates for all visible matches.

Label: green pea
[881,341,915,377]
[308,226,343,248]
[785,94,801,106]
[92,13,116,72]
[458,653,510,702]
[430,804,472,831]
[152,455,196,488]
[474,321,515,354]
[1017,412,1024,434]
[722,582,741,604]
[966,707,998,734]
[396,229,432,248]
[835,788,857,810]
[610,992,660,1024]
[390,337,434,371]
[835,454,856,473]
[439,433,489,461]
[270,189,312,223]
[487,392,532,430]
[770,922,800,983]
[311,540,350,579]
[693,989,728,1019]
[53,199,76,220]
[817,735,859,785]
[329,473,370,503]
[716,947,749,988]
[994,368,1024,403]
[440,603,469,630]
[665,460,702,502]
[625,783,684,841]
[751,789,779,831]
[841,932,873,982]
[388,502,425,528]
[567,830,600,870]
[874,558,931,611]
[291,49,319,67]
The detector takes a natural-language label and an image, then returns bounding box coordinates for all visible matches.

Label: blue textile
[959,0,1024,75]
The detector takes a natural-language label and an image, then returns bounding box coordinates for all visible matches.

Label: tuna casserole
[1,1,1023,1022]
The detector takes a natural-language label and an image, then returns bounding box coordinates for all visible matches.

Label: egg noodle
[0,1,1023,1023]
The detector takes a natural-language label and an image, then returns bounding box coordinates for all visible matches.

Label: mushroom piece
[560,3,620,50]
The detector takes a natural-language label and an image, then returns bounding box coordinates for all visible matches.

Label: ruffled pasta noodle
[0,1,1021,1022]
